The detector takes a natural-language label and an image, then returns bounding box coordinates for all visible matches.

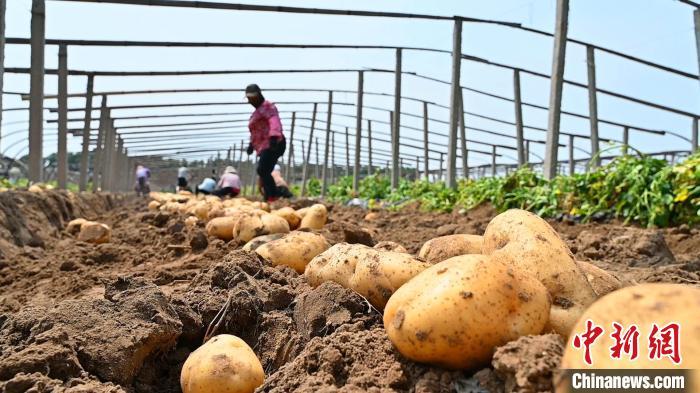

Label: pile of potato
[66,218,111,244]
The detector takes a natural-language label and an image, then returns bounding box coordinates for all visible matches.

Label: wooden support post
[367,120,373,174]
[315,137,320,178]
[57,44,68,189]
[100,116,113,191]
[113,136,123,191]
[447,18,462,188]
[300,103,317,196]
[439,153,444,181]
[622,127,629,156]
[543,0,570,180]
[491,145,497,177]
[28,0,45,182]
[285,111,295,180]
[321,90,333,196]
[238,139,244,164]
[79,74,94,191]
[513,70,526,166]
[458,88,468,179]
[525,140,531,166]
[92,96,107,192]
[392,48,402,189]
[344,127,350,176]
[353,71,363,192]
[693,118,698,153]
[331,130,336,184]
[0,0,5,149]
[568,134,575,175]
[415,156,419,180]
[422,101,429,181]
[586,45,600,167]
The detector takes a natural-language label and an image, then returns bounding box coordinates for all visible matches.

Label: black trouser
[212,187,240,198]
[195,187,211,195]
[257,138,286,199]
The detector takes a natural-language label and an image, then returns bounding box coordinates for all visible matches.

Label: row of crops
[300,152,700,228]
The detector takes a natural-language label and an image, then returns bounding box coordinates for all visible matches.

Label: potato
[28,184,44,193]
[295,207,309,218]
[373,241,408,254]
[418,234,483,264]
[205,216,238,241]
[305,243,430,309]
[77,221,111,244]
[242,233,286,252]
[299,204,327,230]
[364,212,380,221]
[207,207,225,221]
[233,214,264,243]
[192,201,210,221]
[260,214,290,235]
[384,255,550,370]
[185,216,199,228]
[256,231,330,273]
[272,207,301,230]
[482,209,597,336]
[66,218,88,235]
[181,334,264,393]
[576,260,622,297]
[556,284,700,393]
[148,200,161,211]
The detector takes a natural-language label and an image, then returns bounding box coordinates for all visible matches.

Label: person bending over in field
[213,166,241,198]
[177,165,191,192]
[245,83,286,203]
[134,164,151,197]
[195,176,217,196]
[272,164,294,198]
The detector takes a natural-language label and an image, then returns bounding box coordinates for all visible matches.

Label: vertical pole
[415,156,419,180]
[92,96,106,192]
[285,111,295,180]
[458,88,468,179]
[392,48,402,189]
[321,91,333,196]
[99,114,111,191]
[238,139,244,164]
[491,146,497,177]
[344,127,350,176]
[113,137,123,191]
[315,137,320,178]
[353,71,363,192]
[586,45,601,168]
[694,9,700,112]
[439,153,444,181]
[0,0,6,151]
[422,101,429,181]
[367,120,373,175]
[447,18,462,188]
[622,127,629,156]
[28,0,45,182]
[692,118,698,153]
[568,134,575,175]
[79,74,94,191]
[301,103,317,196]
[543,0,570,180]
[331,130,336,184]
[525,140,531,166]
[102,118,115,191]
[57,44,68,189]
[513,70,526,166]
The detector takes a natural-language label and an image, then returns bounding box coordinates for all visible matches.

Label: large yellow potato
[576,261,622,298]
[299,204,327,230]
[256,231,330,273]
[241,233,286,252]
[66,218,88,235]
[181,334,264,393]
[418,234,483,264]
[205,216,238,241]
[192,201,210,221]
[305,243,430,309]
[233,214,264,243]
[148,200,161,211]
[482,209,597,336]
[384,255,550,370]
[77,221,111,244]
[271,207,301,230]
[556,284,700,393]
[374,241,408,254]
[260,214,290,235]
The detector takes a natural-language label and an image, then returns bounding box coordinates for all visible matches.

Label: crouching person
[213,166,241,198]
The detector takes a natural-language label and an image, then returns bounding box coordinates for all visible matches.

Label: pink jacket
[249,100,283,154]
[217,173,241,190]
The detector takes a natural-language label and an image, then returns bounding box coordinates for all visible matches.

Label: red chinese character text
[609,322,639,360]
[648,323,681,364]
[572,320,605,365]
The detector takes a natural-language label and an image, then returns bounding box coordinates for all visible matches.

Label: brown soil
[1,192,698,392]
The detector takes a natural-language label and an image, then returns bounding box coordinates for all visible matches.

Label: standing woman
[245,84,286,202]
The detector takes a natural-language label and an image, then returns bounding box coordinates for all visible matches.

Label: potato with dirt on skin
[272,207,302,230]
[180,334,264,393]
[185,216,199,228]
[148,200,161,211]
[384,255,550,370]
[256,231,331,273]
[77,221,111,244]
[575,260,622,297]
[299,204,328,230]
[373,241,408,254]
[66,218,88,235]
[233,214,264,243]
[305,243,430,309]
[242,233,286,251]
[418,234,483,264]
[260,213,290,235]
[205,216,239,241]
[556,283,700,393]
[482,209,597,337]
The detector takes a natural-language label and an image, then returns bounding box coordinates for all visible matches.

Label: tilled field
[0,190,698,392]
